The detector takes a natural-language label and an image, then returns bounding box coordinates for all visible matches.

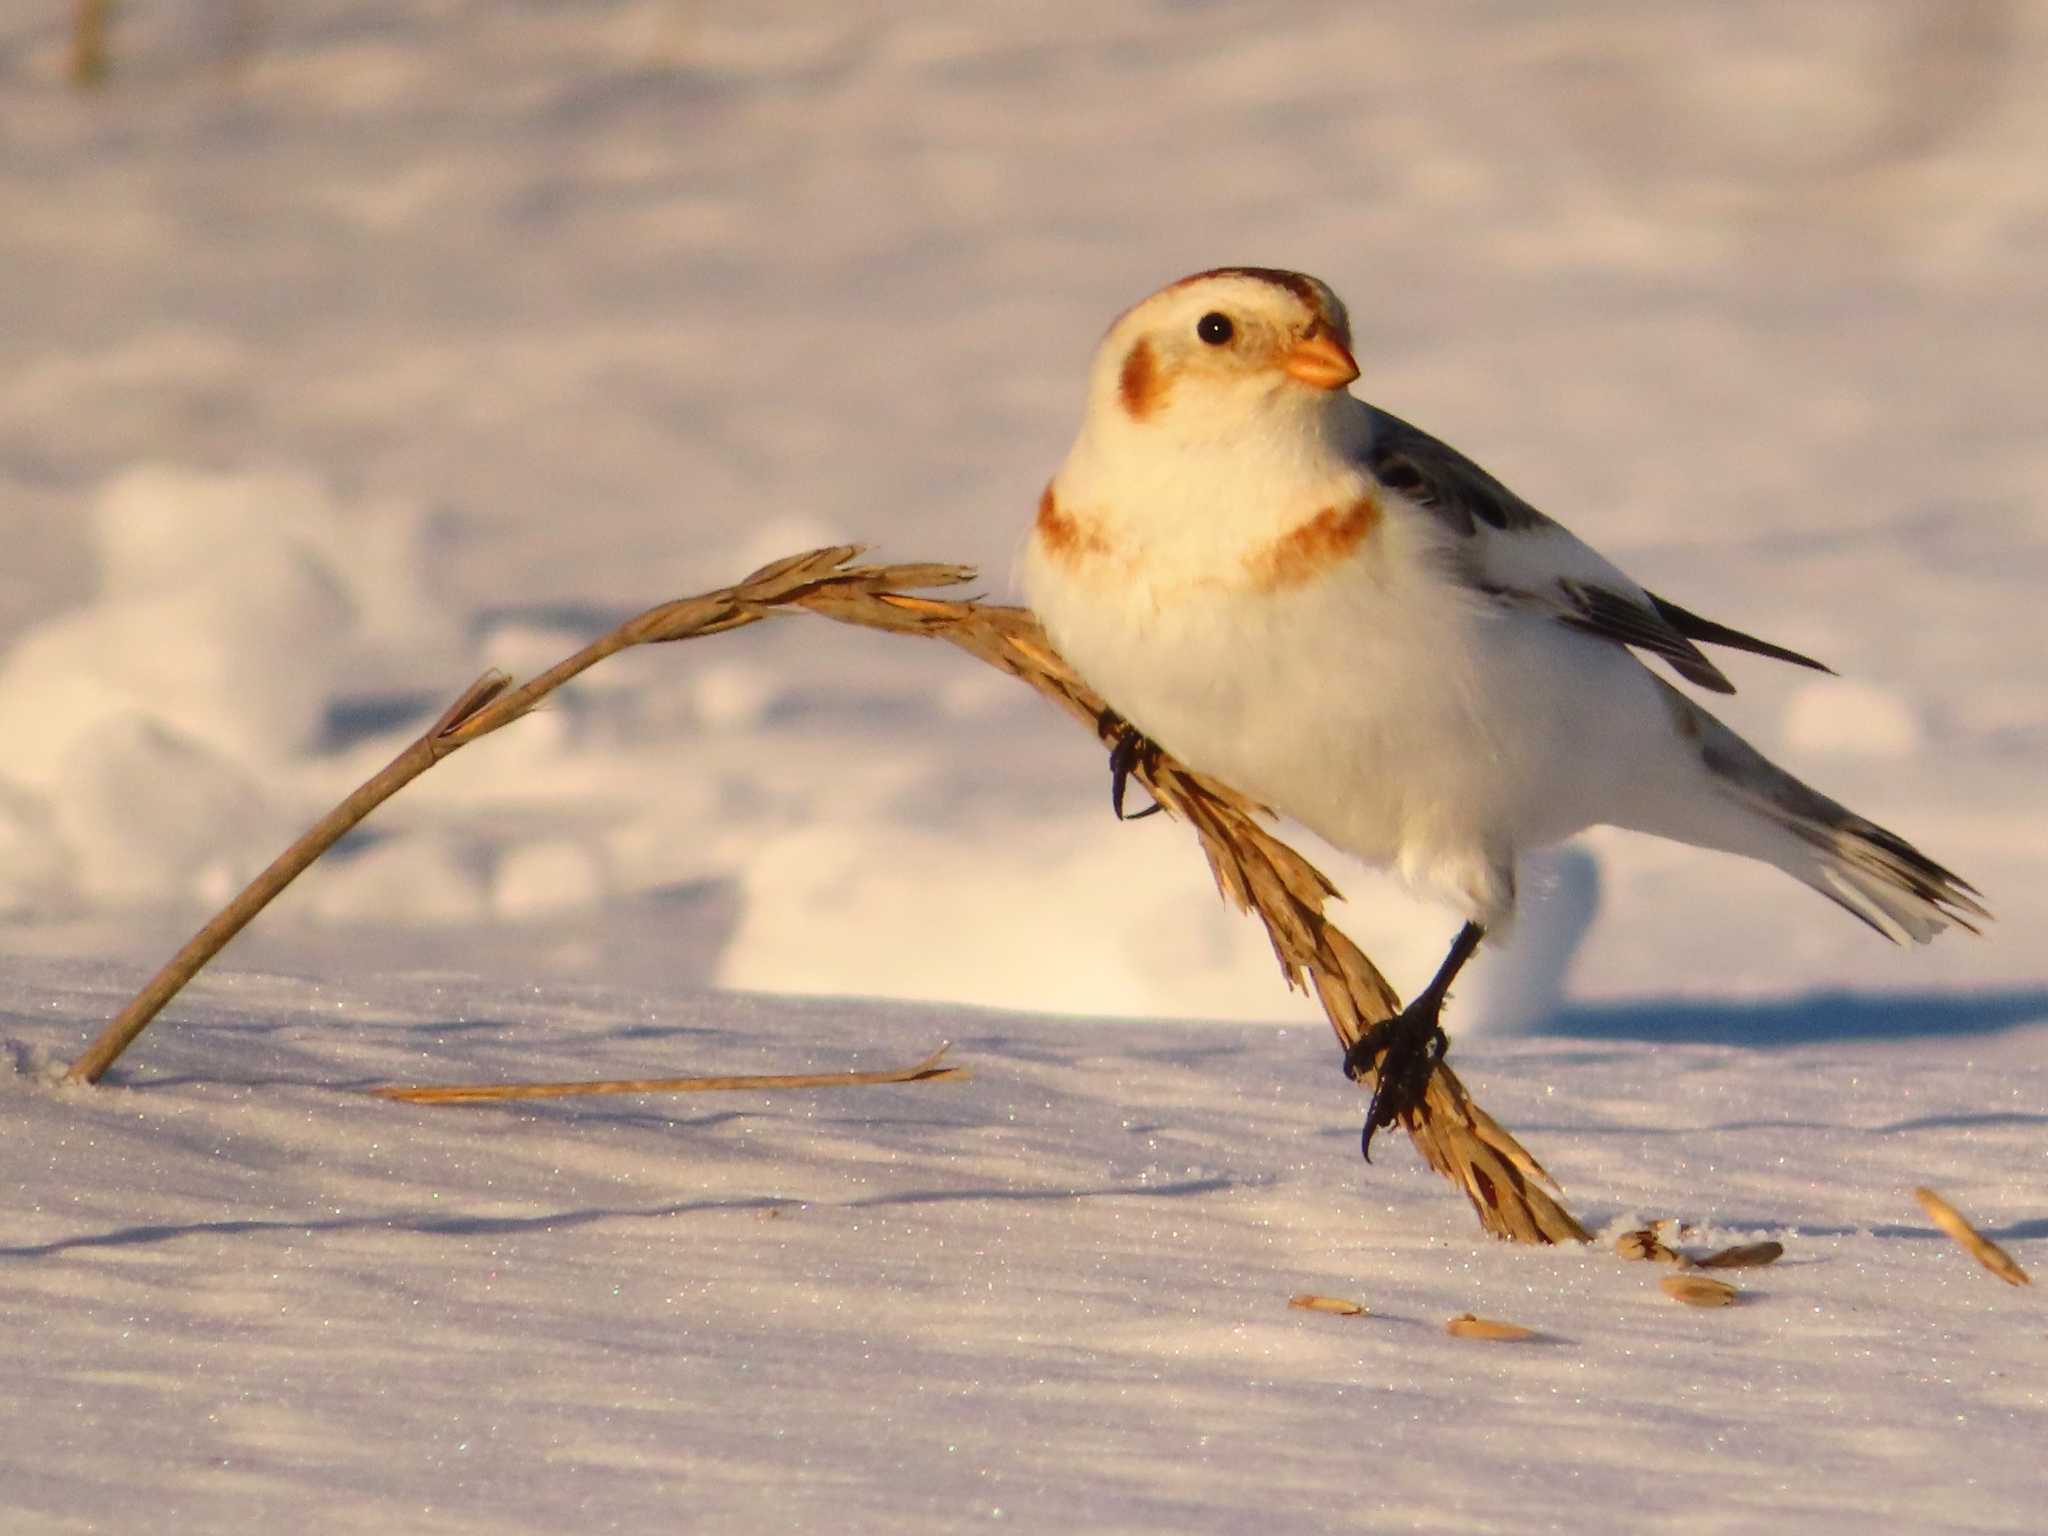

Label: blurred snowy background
[7,10,2046,1532]
[2,0,2042,1029]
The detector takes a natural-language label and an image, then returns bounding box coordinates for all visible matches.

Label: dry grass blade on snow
[377,1043,965,1104]
[71,546,1585,1244]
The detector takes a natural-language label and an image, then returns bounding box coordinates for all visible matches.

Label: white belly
[1021,530,1677,924]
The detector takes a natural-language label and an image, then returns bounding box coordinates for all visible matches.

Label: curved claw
[1343,1012,1449,1162]
[1357,1025,1446,1161]
[1117,791,1164,821]
[1107,724,1165,821]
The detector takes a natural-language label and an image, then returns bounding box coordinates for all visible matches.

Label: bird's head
[1081,268,1360,449]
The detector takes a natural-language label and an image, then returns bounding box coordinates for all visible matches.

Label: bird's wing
[1359,406,1832,694]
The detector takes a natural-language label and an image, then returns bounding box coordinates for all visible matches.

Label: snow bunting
[1021,267,1986,1156]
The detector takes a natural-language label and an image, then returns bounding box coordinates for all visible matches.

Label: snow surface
[5,960,2045,1532]
[2,3,2045,1527]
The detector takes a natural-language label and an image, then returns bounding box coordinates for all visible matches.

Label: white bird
[1020,267,1986,1156]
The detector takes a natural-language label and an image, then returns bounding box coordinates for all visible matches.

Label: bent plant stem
[65,547,968,1085]
[67,546,1586,1244]
[63,672,511,1085]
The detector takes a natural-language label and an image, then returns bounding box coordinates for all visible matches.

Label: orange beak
[1282,330,1360,391]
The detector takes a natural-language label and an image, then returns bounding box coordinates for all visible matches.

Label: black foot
[1340,920,1484,1162]
[1342,1004,1449,1162]
[1104,719,1164,822]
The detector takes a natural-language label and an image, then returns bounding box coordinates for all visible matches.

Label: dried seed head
[1914,1187,2031,1287]
[1289,1293,1366,1317]
[1661,1273,1739,1307]
[1445,1312,1535,1341]
[1616,1228,1685,1264]
[1696,1241,1784,1270]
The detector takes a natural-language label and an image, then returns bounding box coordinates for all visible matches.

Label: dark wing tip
[1670,652,1739,694]
[1559,583,1736,693]
[1648,594,1834,676]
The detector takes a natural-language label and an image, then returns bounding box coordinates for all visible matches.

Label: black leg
[1342,921,1484,1161]
[1106,722,1164,821]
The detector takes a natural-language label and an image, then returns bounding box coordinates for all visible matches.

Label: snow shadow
[0,1176,1238,1261]
[1536,986,2048,1046]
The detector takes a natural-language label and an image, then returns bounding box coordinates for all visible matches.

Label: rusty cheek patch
[1035,482,1114,570]
[1243,494,1381,591]
[1117,338,1169,421]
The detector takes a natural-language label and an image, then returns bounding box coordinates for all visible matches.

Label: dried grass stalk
[374,1042,965,1104]
[68,548,1587,1244]
[1914,1187,2031,1286]
[65,548,927,1085]
[69,0,111,87]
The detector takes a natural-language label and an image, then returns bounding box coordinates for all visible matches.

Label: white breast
[1026,489,1466,833]
[1021,484,1674,927]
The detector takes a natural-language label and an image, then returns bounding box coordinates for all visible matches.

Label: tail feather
[1654,681,1989,945]
[1790,815,1989,945]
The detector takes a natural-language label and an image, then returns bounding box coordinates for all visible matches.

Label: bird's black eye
[1196,312,1234,346]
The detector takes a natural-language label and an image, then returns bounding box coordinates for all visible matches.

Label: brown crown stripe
[1118,337,1168,421]
[1244,495,1381,590]
[1168,267,1352,349]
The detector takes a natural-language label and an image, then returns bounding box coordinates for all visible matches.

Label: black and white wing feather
[1360,405,1831,694]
